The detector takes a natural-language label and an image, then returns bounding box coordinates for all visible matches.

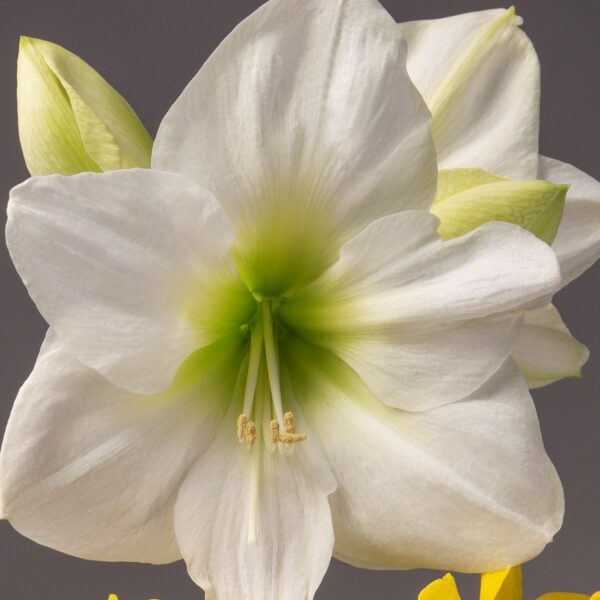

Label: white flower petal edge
[281,212,561,410]
[175,401,336,600]
[283,341,564,572]
[512,303,589,389]
[398,8,540,179]
[507,156,600,388]
[0,330,246,562]
[540,156,600,285]
[6,170,254,394]
[153,0,436,293]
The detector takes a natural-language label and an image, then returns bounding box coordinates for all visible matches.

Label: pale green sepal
[512,303,589,389]
[17,36,152,175]
[432,169,568,244]
[433,168,505,205]
[18,36,100,175]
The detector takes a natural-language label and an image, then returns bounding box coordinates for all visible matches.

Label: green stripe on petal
[432,168,567,244]
[17,36,152,175]
[427,7,518,137]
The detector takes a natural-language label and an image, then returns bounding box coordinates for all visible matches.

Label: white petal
[286,212,561,326]
[6,170,254,393]
[0,330,246,563]
[153,0,436,293]
[280,211,560,409]
[285,342,564,572]
[512,303,589,388]
[540,156,600,285]
[175,404,335,600]
[399,8,540,178]
[330,315,523,411]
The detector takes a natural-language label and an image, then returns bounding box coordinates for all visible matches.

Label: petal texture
[540,156,600,285]
[175,403,335,600]
[399,8,540,178]
[284,339,564,573]
[6,170,254,393]
[281,211,560,410]
[153,0,436,294]
[512,304,589,388]
[0,331,246,562]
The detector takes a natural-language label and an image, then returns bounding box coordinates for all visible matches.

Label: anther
[245,420,257,445]
[278,432,307,444]
[270,413,307,445]
[237,414,248,442]
[270,419,280,443]
[284,411,295,434]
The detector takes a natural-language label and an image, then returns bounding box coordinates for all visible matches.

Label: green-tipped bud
[17,36,152,175]
[432,168,568,245]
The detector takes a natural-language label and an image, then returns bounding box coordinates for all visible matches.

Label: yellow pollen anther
[284,411,295,434]
[245,420,257,445]
[279,432,307,444]
[268,413,307,445]
[237,414,248,442]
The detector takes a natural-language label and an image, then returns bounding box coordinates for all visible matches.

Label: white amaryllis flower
[1,1,567,599]
[397,7,600,387]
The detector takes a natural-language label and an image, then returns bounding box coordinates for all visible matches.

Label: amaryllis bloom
[396,7,600,387]
[0,1,569,598]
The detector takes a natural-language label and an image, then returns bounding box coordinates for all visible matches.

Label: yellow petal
[17,36,152,175]
[107,595,119,600]
[418,573,462,600]
[432,168,567,244]
[480,566,522,600]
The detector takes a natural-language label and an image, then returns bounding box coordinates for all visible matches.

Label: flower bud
[432,168,568,244]
[17,36,152,175]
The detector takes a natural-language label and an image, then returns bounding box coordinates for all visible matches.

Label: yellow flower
[419,567,600,600]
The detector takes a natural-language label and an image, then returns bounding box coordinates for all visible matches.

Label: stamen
[237,414,248,442]
[284,411,295,434]
[278,432,307,444]
[245,420,257,445]
[262,301,285,425]
[236,304,306,454]
[242,315,264,417]
[270,414,307,445]
[270,419,280,443]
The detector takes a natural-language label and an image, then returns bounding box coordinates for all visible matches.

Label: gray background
[0,1,598,598]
